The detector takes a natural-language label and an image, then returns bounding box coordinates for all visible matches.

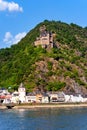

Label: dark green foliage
[46,81,66,91]
[47,61,53,70]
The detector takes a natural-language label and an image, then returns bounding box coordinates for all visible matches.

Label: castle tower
[18,83,26,103]
[39,25,46,33]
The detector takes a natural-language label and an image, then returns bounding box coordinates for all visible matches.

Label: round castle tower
[18,83,26,103]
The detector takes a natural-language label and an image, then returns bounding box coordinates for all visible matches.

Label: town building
[11,91,19,103]
[1,84,87,104]
[26,93,36,103]
[49,93,58,102]
[0,88,11,103]
[57,92,65,102]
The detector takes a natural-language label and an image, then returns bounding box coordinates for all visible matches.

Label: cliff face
[32,56,87,96]
[0,20,87,94]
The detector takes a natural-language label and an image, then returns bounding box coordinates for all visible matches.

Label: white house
[42,94,49,103]
[64,94,84,103]
[11,91,19,103]
[0,88,10,95]
[57,92,65,102]
[49,93,58,102]
[26,93,36,103]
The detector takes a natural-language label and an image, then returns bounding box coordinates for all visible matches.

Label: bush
[46,81,66,91]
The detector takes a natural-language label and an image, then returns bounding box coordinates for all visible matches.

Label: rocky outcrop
[33,57,87,95]
[64,77,87,96]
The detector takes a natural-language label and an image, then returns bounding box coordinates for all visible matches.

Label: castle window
[42,38,48,40]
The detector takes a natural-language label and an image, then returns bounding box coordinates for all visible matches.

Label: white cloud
[12,32,26,44]
[3,32,26,45]
[0,0,23,12]
[3,32,13,43]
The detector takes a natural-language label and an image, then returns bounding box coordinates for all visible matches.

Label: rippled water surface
[0,107,87,130]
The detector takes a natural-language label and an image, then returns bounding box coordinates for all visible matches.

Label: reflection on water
[0,107,87,130]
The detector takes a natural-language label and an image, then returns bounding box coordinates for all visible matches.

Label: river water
[0,107,87,130]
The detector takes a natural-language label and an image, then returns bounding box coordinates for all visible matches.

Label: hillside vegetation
[0,20,87,94]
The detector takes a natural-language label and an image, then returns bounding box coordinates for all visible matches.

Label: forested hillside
[0,20,87,94]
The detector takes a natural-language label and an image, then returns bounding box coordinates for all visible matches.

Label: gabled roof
[12,91,19,95]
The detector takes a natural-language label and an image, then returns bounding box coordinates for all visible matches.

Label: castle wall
[41,33,50,45]
[34,40,42,46]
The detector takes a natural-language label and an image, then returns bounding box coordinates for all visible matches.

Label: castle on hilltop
[34,25,54,48]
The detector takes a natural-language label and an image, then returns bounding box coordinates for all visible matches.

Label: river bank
[13,103,87,109]
[1,103,87,109]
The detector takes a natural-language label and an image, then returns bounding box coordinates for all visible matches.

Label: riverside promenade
[1,103,87,109]
[13,103,87,109]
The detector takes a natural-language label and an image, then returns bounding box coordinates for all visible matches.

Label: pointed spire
[19,83,25,88]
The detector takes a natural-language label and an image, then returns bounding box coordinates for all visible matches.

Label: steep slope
[0,20,87,95]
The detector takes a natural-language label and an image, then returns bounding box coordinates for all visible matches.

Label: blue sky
[0,0,87,49]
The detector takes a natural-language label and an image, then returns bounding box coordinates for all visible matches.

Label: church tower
[18,83,26,103]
